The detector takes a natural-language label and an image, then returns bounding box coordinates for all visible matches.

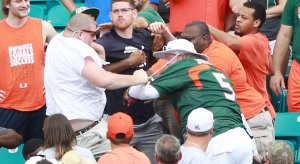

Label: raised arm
[208,25,240,51]
[61,0,77,12]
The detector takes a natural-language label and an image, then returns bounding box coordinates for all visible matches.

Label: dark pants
[0,105,47,142]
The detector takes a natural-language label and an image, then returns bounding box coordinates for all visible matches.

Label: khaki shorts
[76,118,111,159]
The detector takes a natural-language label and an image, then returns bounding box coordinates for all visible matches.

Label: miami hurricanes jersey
[151,57,244,137]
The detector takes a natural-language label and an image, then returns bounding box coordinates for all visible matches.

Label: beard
[234,31,241,36]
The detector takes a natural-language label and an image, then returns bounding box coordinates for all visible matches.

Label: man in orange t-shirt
[0,0,56,142]
[208,2,274,160]
[98,112,150,164]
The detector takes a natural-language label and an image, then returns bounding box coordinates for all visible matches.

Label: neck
[183,135,210,151]
[6,15,28,28]
[115,26,134,39]
[111,142,131,150]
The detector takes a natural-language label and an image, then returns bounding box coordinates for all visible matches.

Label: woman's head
[43,114,76,160]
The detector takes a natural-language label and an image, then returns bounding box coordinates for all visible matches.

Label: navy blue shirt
[96,29,155,125]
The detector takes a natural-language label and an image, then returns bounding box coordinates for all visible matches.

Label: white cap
[153,39,208,61]
[187,107,214,132]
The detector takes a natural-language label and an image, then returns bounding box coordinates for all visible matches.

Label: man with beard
[95,0,163,163]
[208,2,274,161]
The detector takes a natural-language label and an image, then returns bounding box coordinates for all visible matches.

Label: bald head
[66,13,96,32]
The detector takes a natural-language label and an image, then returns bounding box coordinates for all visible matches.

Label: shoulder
[42,20,57,42]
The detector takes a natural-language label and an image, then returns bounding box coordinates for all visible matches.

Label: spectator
[38,114,96,162]
[44,13,148,159]
[95,0,163,163]
[267,141,294,164]
[23,138,44,161]
[154,134,181,164]
[62,150,96,164]
[0,0,56,142]
[126,39,254,163]
[98,112,150,164]
[270,0,300,112]
[0,127,22,149]
[179,108,212,164]
[208,2,275,159]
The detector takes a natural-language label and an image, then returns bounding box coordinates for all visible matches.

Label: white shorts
[206,127,254,164]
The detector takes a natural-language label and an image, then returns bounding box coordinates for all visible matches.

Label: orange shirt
[238,33,275,118]
[98,146,151,164]
[203,41,266,119]
[169,0,229,32]
[0,17,45,111]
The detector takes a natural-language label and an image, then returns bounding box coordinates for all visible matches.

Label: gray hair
[155,134,181,163]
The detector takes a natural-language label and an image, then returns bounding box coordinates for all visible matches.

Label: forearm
[103,60,132,73]
[128,84,160,100]
[208,25,240,51]
[101,72,145,90]
[273,25,292,74]
[61,0,76,12]
[266,6,285,18]
[266,0,286,18]
[162,28,176,42]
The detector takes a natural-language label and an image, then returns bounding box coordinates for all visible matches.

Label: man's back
[98,146,150,164]
[151,57,244,136]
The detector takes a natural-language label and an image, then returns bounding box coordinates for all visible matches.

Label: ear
[253,19,261,29]
[178,152,182,161]
[209,128,213,135]
[106,132,110,139]
[132,9,138,19]
[154,153,160,163]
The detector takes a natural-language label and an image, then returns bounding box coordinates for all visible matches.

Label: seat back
[0,144,25,164]
[271,89,288,113]
[29,5,45,19]
[47,4,70,32]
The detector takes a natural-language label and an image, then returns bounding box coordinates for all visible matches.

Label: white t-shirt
[179,146,212,164]
[45,33,107,121]
[38,146,95,162]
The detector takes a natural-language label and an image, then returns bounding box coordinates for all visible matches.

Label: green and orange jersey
[151,57,244,137]
[281,0,300,62]
[238,33,275,118]
[203,41,266,119]
[0,17,45,111]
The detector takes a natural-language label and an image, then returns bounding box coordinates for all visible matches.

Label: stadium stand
[29,5,45,20]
